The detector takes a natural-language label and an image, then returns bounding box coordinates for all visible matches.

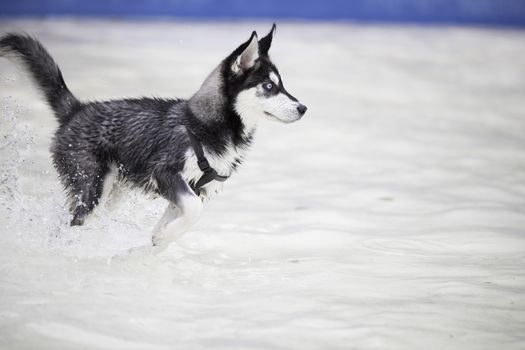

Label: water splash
[0,97,155,255]
[0,97,33,224]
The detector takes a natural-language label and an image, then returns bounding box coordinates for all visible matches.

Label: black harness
[187,131,229,196]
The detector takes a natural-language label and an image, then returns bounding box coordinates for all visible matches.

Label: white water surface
[1,19,525,349]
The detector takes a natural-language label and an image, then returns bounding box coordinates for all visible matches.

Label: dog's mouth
[264,111,300,124]
[264,111,278,119]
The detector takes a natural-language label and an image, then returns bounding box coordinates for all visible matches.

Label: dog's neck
[188,65,257,140]
[188,66,226,122]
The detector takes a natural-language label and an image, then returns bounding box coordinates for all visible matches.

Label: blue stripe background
[1,0,525,26]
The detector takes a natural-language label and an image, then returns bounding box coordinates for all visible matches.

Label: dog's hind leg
[69,166,108,226]
[104,181,125,212]
[151,172,203,251]
[58,154,109,226]
[101,167,125,212]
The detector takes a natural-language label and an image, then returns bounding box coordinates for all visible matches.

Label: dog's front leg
[151,173,203,251]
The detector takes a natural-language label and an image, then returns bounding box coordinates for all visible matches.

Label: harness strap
[187,131,229,195]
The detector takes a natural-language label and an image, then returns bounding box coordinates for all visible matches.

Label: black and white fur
[0,25,307,250]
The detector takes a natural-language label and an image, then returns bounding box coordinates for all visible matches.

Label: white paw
[151,195,203,250]
[152,218,188,247]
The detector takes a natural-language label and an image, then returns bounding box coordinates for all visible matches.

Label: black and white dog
[0,24,306,250]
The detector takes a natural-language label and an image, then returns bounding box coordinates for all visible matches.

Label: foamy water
[1,19,525,349]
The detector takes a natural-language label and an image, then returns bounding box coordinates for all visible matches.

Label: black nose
[297,104,307,115]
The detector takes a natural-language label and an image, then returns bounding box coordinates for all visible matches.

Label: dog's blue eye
[263,83,273,91]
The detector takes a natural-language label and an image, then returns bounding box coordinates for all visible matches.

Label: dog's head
[224,24,307,126]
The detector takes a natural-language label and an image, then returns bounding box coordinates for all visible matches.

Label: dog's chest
[181,142,248,199]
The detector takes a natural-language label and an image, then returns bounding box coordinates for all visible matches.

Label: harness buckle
[197,159,211,172]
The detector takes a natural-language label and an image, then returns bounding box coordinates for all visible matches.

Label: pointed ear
[259,23,276,56]
[231,31,259,75]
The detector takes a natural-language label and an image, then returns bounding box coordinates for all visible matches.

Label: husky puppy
[0,24,307,249]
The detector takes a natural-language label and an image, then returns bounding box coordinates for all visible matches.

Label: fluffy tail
[0,33,80,125]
